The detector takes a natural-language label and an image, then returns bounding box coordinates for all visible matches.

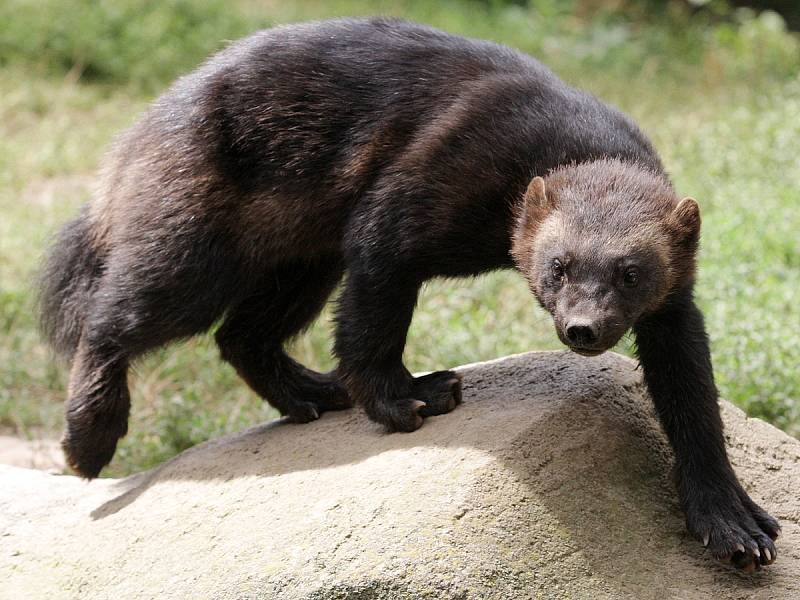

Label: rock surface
[1,351,798,599]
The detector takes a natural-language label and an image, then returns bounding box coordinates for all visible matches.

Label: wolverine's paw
[373,398,427,432]
[687,491,779,573]
[307,370,354,412]
[371,370,462,432]
[284,371,354,423]
[285,400,321,424]
[412,370,462,417]
[61,425,123,480]
[739,491,782,542]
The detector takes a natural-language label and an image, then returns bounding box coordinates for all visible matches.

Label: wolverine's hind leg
[63,249,235,478]
[215,258,352,422]
[63,335,131,479]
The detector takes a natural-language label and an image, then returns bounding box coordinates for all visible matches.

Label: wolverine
[40,18,779,571]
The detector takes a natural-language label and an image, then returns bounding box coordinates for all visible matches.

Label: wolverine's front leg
[333,264,462,432]
[634,289,780,572]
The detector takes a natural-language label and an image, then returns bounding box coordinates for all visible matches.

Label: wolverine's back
[94,18,656,260]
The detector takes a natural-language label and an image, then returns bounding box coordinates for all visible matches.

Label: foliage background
[0,0,798,476]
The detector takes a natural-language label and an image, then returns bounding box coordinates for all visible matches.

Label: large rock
[1,351,798,599]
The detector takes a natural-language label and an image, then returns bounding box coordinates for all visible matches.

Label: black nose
[565,320,599,347]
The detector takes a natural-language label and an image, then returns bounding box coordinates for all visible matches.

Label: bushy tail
[39,208,103,360]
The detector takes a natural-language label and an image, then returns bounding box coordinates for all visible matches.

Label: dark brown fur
[39,18,778,572]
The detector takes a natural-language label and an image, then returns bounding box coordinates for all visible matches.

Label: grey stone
[1,351,798,599]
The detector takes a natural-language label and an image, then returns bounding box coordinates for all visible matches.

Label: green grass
[0,0,798,476]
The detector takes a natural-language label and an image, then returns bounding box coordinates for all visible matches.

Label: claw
[702,533,709,547]
[735,543,746,554]
[764,548,772,562]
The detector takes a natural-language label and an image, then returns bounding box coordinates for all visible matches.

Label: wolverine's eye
[623,267,639,287]
[551,259,565,282]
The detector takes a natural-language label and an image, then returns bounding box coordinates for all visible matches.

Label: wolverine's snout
[561,317,607,356]
[565,318,599,347]
[555,310,623,356]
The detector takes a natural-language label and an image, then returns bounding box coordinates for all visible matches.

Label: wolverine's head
[511,158,701,356]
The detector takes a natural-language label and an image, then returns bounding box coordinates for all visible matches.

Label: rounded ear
[671,197,701,244]
[523,176,549,212]
[511,176,554,271]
